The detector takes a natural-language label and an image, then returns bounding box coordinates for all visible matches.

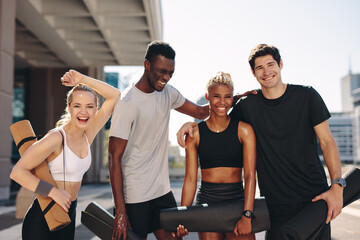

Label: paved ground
[1,165,359,239]
[0,182,264,240]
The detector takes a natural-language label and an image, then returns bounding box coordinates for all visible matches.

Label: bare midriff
[55,181,82,201]
[201,167,243,183]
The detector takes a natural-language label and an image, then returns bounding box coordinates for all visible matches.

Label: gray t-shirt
[109,84,186,203]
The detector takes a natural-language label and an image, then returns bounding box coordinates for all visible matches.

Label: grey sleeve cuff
[35,180,53,197]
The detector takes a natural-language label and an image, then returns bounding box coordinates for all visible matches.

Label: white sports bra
[48,128,91,182]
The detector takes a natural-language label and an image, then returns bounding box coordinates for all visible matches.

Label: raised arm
[61,69,121,142]
[312,120,343,224]
[10,131,72,212]
[181,126,200,206]
[234,121,257,236]
[108,136,131,240]
[175,99,209,120]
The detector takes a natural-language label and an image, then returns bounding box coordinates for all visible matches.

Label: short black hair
[144,40,176,63]
[248,44,281,72]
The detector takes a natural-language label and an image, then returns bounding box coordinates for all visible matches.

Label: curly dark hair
[144,40,176,63]
[248,44,281,72]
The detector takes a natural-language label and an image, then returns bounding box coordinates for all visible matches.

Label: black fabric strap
[16,136,37,149]
[43,200,56,215]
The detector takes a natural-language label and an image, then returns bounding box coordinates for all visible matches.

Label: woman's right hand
[48,187,72,212]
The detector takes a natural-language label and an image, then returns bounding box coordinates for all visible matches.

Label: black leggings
[22,198,77,240]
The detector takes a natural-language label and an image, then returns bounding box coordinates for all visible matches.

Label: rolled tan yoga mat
[10,120,71,231]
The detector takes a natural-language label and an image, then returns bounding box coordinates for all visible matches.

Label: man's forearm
[322,139,342,180]
[109,164,127,213]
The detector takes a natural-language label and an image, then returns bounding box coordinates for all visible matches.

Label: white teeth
[159,81,166,85]
[264,75,274,80]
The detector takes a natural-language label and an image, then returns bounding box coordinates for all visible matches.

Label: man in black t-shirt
[177,44,344,240]
[231,44,344,240]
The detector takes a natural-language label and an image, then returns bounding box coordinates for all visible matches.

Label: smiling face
[252,54,283,90]
[206,83,234,117]
[145,55,175,92]
[67,90,97,128]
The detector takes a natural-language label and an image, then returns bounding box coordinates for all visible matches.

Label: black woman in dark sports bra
[180,71,257,240]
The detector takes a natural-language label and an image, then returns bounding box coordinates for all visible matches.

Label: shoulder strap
[58,130,65,189]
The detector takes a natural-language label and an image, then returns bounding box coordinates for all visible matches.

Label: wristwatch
[242,210,254,219]
[331,178,346,187]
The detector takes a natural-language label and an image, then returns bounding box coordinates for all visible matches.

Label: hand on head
[61,69,84,87]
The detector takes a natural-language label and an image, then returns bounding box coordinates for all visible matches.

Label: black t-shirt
[230,84,330,204]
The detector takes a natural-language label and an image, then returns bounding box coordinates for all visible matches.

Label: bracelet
[35,180,53,197]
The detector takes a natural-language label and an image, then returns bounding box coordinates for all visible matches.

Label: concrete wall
[0,0,15,200]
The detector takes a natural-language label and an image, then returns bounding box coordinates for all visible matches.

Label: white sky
[105,0,360,146]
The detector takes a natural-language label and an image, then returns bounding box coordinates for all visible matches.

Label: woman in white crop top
[10,70,120,240]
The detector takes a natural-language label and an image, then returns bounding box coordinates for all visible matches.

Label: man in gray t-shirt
[108,41,208,240]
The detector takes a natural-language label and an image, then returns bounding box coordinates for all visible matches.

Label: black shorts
[265,202,331,240]
[196,181,244,205]
[122,191,177,238]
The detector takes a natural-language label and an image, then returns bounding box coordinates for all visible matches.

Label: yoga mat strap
[16,136,37,150]
[43,200,56,215]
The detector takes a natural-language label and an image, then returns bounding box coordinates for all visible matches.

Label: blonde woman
[180,72,257,240]
[10,70,120,240]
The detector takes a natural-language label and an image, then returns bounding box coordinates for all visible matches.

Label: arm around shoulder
[177,121,199,148]
[175,99,209,120]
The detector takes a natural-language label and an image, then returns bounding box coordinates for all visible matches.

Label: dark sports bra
[198,118,243,169]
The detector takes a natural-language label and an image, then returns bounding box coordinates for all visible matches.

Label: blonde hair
[56,84,98,127]
[206,71,234,93]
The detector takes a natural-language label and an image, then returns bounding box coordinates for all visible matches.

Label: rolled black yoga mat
[282,167,360,240]
[81,201,141,240]
[159,197,270,233]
